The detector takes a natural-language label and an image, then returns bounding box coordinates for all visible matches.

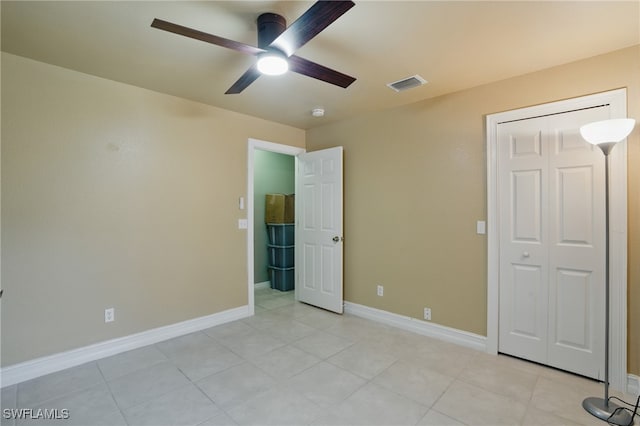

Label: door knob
[523,251,530,258]
[332,236,343,243]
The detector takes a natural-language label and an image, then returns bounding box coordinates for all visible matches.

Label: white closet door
[498,106,608,379]
[546,108,606,378]
[498,116,549,364]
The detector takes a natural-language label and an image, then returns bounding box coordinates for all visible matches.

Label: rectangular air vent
[386,74,427,92]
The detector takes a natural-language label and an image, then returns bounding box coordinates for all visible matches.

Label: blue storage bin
[267,244,295,268]
[266,223,295,245]
[268,266,295,291]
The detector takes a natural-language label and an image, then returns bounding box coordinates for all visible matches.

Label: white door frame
[247,139,305,314]
[486,89,628,390]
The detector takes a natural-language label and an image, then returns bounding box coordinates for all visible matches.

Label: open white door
[296,147,343,313]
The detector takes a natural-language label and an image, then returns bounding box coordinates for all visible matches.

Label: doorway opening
[246,139,305,314]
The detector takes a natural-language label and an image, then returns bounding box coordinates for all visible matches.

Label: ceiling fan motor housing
[257,13,286,49]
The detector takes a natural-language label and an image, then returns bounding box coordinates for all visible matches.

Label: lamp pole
[580,118,636,426]
[581,143,631,426]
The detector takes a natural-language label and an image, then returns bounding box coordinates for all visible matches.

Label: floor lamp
[580,118,636,426]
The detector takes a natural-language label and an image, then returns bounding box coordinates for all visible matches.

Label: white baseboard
[254,281,271,290]
[344,302,486,352]
[628,374,640,397]
[0,305,251,388]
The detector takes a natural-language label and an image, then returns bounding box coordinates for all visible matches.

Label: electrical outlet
[104,308,115,323]
[423,307,431,321]
[377,285,384,297]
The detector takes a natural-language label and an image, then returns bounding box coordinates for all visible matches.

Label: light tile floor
[2,287,638,426]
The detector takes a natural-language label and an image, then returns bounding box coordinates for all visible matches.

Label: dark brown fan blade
[151,19,266,56]
[270,1,355,57]
[225,65,262,94]
[288,55,355,88]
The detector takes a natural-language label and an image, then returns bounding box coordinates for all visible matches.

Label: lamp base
[583,397,633,425]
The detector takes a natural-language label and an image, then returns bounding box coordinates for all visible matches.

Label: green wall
[253,150,295,284]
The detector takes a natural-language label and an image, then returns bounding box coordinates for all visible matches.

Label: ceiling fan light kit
[256,50,288,76]
[151,1,356,94]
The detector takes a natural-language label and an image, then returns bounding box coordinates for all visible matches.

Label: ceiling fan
[151,1,356,94]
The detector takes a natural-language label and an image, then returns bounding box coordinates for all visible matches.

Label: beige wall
[3,46,640,376]
[1,53,304,366]
[307,45,640,375]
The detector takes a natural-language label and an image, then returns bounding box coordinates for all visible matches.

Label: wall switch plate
[105,308,115,323]
[238,219,248,229]
[423,307,431,321]
[377,285,384,297]
[476,220,486,235]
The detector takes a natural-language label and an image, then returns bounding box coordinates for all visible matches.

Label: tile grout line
[96,359,129,425]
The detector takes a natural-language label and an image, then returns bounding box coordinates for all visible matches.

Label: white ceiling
[2,1,639,129]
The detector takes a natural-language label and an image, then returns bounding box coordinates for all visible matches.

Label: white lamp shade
[579,118,636,145]
[256,52,288,76]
